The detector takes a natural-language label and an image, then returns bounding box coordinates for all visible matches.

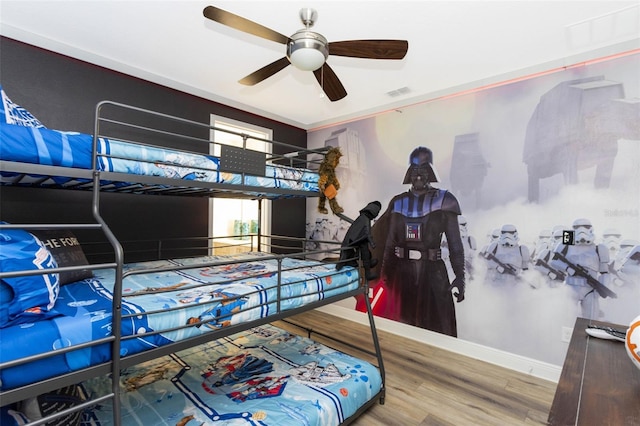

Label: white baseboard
[317,304,562,383]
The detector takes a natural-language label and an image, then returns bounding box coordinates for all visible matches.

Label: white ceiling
[1,1,639,130]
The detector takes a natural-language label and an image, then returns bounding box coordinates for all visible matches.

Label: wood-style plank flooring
[273,310,557,426]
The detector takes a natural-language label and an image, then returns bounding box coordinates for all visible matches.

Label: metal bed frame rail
[0,100,386,425]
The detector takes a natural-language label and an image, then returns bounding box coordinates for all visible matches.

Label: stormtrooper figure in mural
[478,228,500,259]
[530,229,552,261]
[549,218,612,320]
[532,228,567,286]
[457,215,477,280]
[611,239,640,287]
[482,224,531,285]
[440,215,476,280]
[373,146,465,337]
[601,228,622,263]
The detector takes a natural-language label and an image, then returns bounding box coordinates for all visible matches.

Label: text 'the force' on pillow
[30,229,93,285]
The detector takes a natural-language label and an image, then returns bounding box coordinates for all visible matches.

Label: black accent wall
[0,37,308,260]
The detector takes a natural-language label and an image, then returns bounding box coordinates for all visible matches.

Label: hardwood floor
[274,310,557,426]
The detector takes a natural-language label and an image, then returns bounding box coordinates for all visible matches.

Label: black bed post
[257,199,262,252]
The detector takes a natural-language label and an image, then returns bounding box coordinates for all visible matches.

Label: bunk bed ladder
[93,103,125,424]
[91,170,124,424]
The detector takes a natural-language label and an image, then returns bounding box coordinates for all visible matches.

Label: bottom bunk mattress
[0,253,360,390]
[80,323,382,425]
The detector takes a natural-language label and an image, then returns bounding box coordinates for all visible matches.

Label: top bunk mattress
[0,86,320,199]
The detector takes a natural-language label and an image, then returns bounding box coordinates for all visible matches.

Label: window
[209,115,272,253]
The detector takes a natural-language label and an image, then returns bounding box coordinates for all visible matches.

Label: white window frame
[209,114,273,251]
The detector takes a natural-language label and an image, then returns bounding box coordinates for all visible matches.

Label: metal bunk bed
[0,100,385,425]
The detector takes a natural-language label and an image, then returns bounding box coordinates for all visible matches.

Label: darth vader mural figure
[371,147,466,337]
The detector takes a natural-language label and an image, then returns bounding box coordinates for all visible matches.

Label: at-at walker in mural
[523,75,640,203]
[449,132,490,210]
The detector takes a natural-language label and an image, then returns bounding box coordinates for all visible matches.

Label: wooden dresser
[548,317,640,425]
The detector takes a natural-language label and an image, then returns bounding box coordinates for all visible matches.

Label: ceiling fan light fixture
[287,30,328,71]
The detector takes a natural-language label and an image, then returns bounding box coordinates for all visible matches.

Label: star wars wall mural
[306,52,639,367]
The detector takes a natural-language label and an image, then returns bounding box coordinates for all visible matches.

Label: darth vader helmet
[402,146,439,184]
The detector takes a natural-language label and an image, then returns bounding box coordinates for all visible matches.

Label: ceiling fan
[203,5,409,102]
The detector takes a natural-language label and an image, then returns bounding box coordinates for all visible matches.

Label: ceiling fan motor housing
[287,30,329,71]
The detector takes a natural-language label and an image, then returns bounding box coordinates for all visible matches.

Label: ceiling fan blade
[313,64,347,102]
[239,57,291,86]
[328,40,408,59]
[203,6,290,45]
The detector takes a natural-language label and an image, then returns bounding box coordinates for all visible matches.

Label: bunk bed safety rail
[93,100,328,171]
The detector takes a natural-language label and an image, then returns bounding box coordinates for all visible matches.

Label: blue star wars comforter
[79,324,382,425]
[0,253,359,390]
[0,84,318,194]
[0,122,319,193]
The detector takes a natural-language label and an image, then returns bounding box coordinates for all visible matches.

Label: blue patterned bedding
[80,323,381,425]
[0,253,359,390]
[0,122,319,193]
[0,85,319,194]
